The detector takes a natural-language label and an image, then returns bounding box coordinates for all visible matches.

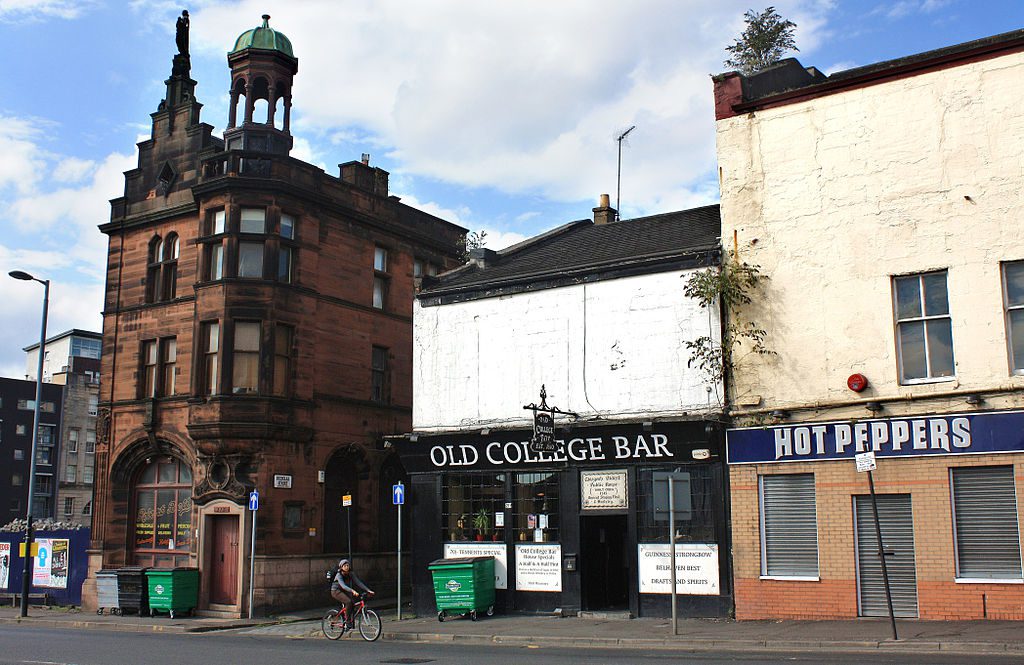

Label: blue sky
[1,0,1022,378]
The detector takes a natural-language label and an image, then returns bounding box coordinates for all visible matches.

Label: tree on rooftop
[724,6,799,75]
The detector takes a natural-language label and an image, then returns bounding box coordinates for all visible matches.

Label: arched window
[132,455,193,567]
[146,233,179,303]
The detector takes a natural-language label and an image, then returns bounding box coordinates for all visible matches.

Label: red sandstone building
[86,16,464,616]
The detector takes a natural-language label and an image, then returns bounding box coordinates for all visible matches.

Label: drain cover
[380,660,435,664]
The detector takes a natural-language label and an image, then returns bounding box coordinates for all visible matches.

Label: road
[0,626,1020,665]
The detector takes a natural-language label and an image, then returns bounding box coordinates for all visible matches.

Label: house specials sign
[727,411,1024,465]
[392,422,711,473]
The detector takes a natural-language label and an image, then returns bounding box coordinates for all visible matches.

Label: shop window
[1002,261,1024,373]
[232,321,261,394]
[951,466,1023,580]
[441,473,505,542]
[637,465,717,543]
[759,473,819,578]
[132,455,193,567]
[513,472,559,543]
[893,271,954,383]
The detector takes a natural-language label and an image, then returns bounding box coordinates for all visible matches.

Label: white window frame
[893,270,956,384]
[1002,261,1024,375]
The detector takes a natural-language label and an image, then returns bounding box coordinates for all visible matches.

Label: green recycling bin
[145,567,199,619]
[427,556,495,621]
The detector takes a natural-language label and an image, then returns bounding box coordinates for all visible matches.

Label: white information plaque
[637,543,720,595]
[580,469,629,510]
[515,543,562,592]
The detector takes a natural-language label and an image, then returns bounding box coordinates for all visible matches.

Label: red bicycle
[322,594,381,641]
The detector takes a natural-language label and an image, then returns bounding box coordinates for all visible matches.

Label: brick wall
[730,453,1024,620]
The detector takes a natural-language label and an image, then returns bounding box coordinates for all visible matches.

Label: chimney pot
[593,193,616,225]
[361,153,370,165]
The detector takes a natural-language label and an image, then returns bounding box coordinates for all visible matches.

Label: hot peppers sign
[727,410,1024,464]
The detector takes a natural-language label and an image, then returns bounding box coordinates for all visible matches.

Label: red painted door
[209,515,239,605]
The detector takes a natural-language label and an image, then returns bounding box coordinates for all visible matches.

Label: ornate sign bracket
[523,385,578,452]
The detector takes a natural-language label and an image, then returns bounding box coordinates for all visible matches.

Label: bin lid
[428,556,494,567]
[116,567,149,572]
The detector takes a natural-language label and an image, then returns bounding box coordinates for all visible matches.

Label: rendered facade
[715,30,1024,620]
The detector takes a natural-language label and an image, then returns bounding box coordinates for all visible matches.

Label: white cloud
[0,115,49,194]
[187,0,834,213]
[480,229,528,252]
[53,157,97,183]
[0,0,94,20]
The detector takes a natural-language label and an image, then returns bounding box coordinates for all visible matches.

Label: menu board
[515,543,561,592]
[580,469,628,510]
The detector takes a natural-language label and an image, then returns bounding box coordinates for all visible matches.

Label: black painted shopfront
[391,420,732,618]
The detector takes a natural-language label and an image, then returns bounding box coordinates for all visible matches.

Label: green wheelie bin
[145,567,199,618]
[427,556,495,621]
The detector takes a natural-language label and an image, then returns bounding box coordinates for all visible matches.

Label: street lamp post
[9,270,49,618]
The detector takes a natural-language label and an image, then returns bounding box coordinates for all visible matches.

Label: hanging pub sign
[532,411,556,453]
[524,385,576,453]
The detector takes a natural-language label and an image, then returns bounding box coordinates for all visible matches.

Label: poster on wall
[0,543,10,589]
[48,539,69,589]
[580,469,628,510]
[443,542,508,590]
[33,538,52,587]
[637,543,719,595]
[515,543,561,592]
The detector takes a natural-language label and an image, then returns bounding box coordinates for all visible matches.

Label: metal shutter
[761,474,818,577]
[855,494,918,617]
[952,466,1023,579]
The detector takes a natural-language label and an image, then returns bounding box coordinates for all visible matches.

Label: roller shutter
[760,474,818,577]
[855,494,918,618]
[952,466,1023,579]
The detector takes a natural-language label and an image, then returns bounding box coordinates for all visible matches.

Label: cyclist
[330,559,374,627]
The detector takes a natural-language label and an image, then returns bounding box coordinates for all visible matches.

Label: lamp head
[8,271,34,281]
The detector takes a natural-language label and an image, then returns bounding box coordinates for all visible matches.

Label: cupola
[224,15,299,156]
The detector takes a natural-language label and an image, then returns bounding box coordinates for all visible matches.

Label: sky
[1,0,1023,379]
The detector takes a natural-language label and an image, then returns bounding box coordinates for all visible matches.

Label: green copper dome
[231,15,294,57]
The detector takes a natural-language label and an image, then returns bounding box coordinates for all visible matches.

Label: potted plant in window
[473,508,490,541]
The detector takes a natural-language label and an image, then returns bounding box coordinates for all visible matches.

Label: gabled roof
[419,204,721,304]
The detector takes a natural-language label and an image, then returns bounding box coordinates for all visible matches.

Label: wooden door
[209,515,239,605]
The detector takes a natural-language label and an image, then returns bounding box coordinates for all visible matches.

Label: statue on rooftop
[175,10,190,55]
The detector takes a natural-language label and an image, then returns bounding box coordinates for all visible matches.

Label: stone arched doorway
[323,445,371,556]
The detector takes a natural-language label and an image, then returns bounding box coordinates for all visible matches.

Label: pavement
[2,602,1023,656]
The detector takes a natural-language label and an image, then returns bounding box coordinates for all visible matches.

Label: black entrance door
[580,514,628,611]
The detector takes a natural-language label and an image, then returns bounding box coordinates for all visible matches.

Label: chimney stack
[593,193,616,225]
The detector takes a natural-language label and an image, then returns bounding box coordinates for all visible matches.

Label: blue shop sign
[727,410,1024,465]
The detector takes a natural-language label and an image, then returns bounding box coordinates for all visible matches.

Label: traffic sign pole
[249,490,259,619]
[393,482,405,621]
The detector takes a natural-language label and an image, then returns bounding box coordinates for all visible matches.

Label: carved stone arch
[109,433,195,495]
[323,442,373,554]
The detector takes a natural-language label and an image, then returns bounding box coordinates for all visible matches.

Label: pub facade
[393,200,733,617]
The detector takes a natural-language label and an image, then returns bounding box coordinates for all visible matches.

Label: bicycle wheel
[322,609,345,640]
[357,608,382,641]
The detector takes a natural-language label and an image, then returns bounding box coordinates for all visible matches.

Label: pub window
[513,472,559,543]
[951,466,1023,580]
[759,473,819,578]
[132,455,193,568]
[637,465,717,543]
[441,472,505,542]
[273,324,293,397]
[232,321,261,394]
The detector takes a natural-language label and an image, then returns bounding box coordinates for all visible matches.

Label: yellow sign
[18,543,39,557]
[342,495,352,507]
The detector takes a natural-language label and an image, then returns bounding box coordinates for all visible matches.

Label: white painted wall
[716,51,1024,413]
[413,269,723,432]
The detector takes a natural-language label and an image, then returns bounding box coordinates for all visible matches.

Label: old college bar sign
[727,410,1024,464]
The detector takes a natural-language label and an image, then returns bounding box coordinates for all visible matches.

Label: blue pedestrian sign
[248,490,259,511]
[392,482,405,505]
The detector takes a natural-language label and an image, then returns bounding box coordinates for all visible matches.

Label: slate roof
[420,204,721,300]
